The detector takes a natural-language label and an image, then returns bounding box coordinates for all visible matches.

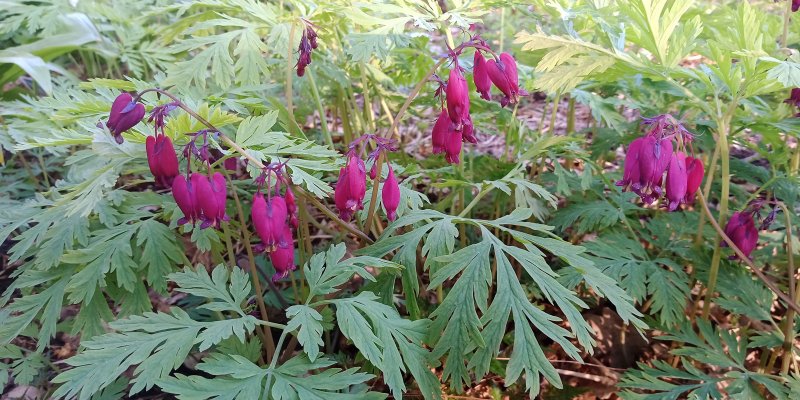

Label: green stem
[307,69,333,148]
[780,202,798,374]
[782,0,792,49]
[286,22,297,129]
[458,186,491,218]
[701,116,731,321]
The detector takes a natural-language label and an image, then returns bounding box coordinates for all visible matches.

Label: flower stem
[701,116,732,321]
[220,167,276,361]
[307,69,333,148]
[780,202,798,374]
[286,21,297,128]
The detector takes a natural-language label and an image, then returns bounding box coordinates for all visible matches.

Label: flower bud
[473,51,491,100]
[269,226,296,281]
[252,193,288,251]
[665,152,687,211]
[172,175,200,225]
[684,156,704,204]
[334,154,367,221]
[145,135,179,186]
[616,137,644,191]
[382,165,400,221]
[444,125,462,164]
[107,93,145,144]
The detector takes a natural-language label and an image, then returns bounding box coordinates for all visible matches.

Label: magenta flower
[224,157,238,171]
[794,0,800,12]
[172,175,200,226]
[145,135,179,186]
[633,135,672,203]
[486,53,521,107]
[444,125,462,164]
[723,211,758,259]
[616,137,644,191]
[665,151,687,211]
[461,114,477,144]
[431,109,450,154]
[195,172,229,229]
[252,192,288,251]
[684,156,704,204]
[382,165,400,221]
[334,154,367,221]
[446,66,470,129]
[107,93,145,144]
[473,51,491,100]
[269,226,296,281]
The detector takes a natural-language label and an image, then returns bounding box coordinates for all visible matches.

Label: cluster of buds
[335,134,400,222]
[616,115,704,211]
[106,93,145,144]
[722,200,777,260]
[296,20,319,77]
[430,36,525,164]
[251,163,297,280]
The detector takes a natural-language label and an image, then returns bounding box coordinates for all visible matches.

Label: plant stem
[701,116,732,321]
[286,22,297,128]
[782,0,792,49]
[458,185,491,217]
[307,69,333,148]
[780,202,798,374]
[363,152,384,234]
[697,192,800,315]
[220,168,276,361]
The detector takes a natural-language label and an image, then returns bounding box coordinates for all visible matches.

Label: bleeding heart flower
[473,51,491,101]
[195,172,229,229]
[684,156,704,204]
[444,124,462,164]
[486,53,521,107]
[794,0,800,12]
[107,93,145,144]
[334,154,367,221]
[446,66,470,129]
[665,152,687,211]
[145,135,179,186]
[616,137,644,191]
[723,211,758,259]
[172,175,200,226]
[431,109,450,154]
[269,226,296,281]
[252,192,288,251]
[382,165,401,221]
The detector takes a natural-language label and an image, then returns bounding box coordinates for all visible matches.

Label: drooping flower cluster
[172,172,230,229]
[106,93,145,144]
[251,164,297,280]
[334,134,401,222]
[722,201,776,260]
[430,36,526,164]
[296,20,319,77]
[616,115,704,211]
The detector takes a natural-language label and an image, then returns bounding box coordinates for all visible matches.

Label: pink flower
[145,135,179,186]
[269,226,296,281]
[444,125,462,164]
[473,51,491,100]
[252,192,288,251]
[195,172,229,229]
[616,137,644,190]
[486,53,520,107]
[334,154,366,221]
[665,152,687,211]
[635,135,672,203]
[446,66,470,129]
[461,114,477,144]
[684,156,704,204]
[431,109,450,154]
[723,211,758,259]
[382,165,400,221]
[107,93,145,144]
[794,0,800,12]
[172,175,200,226]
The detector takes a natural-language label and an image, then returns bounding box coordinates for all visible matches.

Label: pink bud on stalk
[172,175,200,226]
[252,192,288,251]
[145,134,179,186]
[381,165,401,221]
[195,172,230,229]
[269,226,296,281]
[665,152,687,211]
[486,53,521,107]
[473,51,492,101]
[684,156,704,204]
[723,211,758,259]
